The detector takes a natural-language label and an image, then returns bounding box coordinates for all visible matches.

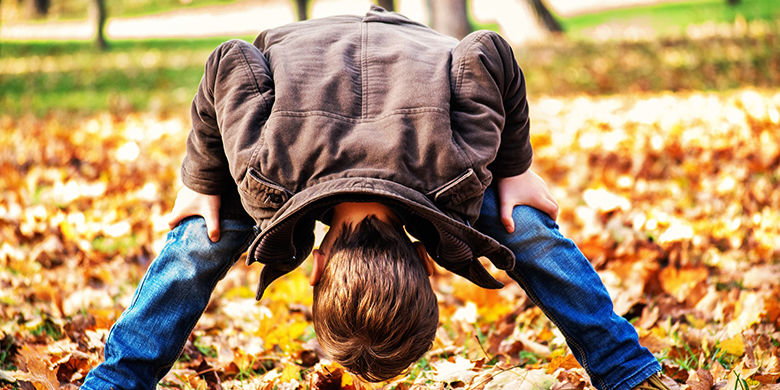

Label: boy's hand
[496,169,558,233]
[167,186,221,242]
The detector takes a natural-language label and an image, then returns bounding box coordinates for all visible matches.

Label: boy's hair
[312,216,439,382]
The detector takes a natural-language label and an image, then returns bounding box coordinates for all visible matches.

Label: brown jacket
[181,6,532,299]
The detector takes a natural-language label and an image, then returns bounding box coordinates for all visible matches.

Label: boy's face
[308,201,435,286]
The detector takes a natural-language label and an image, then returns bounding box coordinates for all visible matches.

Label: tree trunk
[33,0,50,16]
[91,0,108,50]
[27,0,50,17]
[527,0,563,33]
[293,0,309,21]
[428,0,471,39]
[377,0,394,12]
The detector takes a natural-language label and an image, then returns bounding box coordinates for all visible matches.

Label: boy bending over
[83,6,668,390]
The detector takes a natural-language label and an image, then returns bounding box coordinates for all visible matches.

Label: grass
[1,0,241,22]
[0,37,253,116]
[1,25,779,116]
[0,36,245,56]
[562,0,780,39]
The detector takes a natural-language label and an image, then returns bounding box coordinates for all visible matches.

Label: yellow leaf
[222,285,255,300]
[342,370,354,386]
[59,220,78,241]
[685,314,707,329]
[725,291,765,337]
[280,363,300,383]
[264,320,308,351]
[719,334,745,357]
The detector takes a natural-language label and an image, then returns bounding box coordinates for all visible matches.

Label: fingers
[166,207,220,242]
[203,206,221,242]
[499,200,516,233]
[543,196,559,221]
[167,206,191,229]
[500,195,559,233]
[166,187,222,242]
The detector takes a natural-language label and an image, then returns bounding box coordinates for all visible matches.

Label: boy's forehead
[313,196,410,225]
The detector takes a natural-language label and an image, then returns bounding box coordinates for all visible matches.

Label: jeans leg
[81,217,254,390]
[475,187,660,390]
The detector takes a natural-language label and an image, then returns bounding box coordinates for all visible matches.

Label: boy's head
[310,203,438,382]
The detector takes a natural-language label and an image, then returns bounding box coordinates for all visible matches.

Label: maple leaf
[12,345,59,390]
[431,356,478,385]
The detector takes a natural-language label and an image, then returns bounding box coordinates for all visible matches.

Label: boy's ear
[414,242,435,276]
[310,249,327,286]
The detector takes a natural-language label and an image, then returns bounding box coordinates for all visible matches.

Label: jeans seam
[508,268,602,389]
[610,360,660,390]
[507,208,607,388]
[100,227,183,372]
[153,229,254,380]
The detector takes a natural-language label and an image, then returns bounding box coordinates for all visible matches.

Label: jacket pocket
[427,168,484,207]
[239,167,292,219]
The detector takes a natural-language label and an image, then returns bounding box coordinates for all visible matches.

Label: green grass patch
[30,317,63,340]
[91,235,140,255]
[562,0,780,39]
[0,37,253,116]
[3,0,240,23]
[0,36,247,57]
[0,334,17,371]
[2,31,780,117]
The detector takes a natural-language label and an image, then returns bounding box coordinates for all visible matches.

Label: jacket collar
[246,177,514,300]
[362,4,428,28]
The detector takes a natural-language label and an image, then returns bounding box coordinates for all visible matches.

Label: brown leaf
[195,359,222,390]
[13,345,59,390]
[309,364,343,390]
[686,369,714,390]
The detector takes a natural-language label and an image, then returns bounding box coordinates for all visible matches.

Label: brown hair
[312,216,439,382]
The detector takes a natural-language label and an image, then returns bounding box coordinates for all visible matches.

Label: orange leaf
[546,353,580,374]
[14,345,59,390]
[658,266,708,302]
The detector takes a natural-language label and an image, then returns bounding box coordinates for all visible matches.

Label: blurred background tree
[28,0,51,17]
[428,0,470,38]
[91,0,108,50]
[377,0,394,11]
[528,0,563,32]
[292,0,309,20]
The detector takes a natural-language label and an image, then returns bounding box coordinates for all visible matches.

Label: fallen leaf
[686,369,714,390]
[658,266,709,302]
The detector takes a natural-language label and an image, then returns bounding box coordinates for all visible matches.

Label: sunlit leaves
[1,87,779,388]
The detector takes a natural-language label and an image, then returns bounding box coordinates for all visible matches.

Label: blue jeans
[81,217,255,389]
[475,186,660,390]
[83,190,659,390]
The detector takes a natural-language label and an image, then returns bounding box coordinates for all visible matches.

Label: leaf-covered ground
[1,86,779,389]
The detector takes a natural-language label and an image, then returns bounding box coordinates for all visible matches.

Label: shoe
[633,373,672,390]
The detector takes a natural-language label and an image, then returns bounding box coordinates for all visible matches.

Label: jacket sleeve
[450,31,532,179]
[181,39,274,195]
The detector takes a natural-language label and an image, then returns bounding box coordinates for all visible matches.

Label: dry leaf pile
[0,88,779,389]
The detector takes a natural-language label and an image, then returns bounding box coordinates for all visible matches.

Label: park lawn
[2,29,779,117]
[0,37,253,117]
[562,0,780,38]
[1,0,239,22]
